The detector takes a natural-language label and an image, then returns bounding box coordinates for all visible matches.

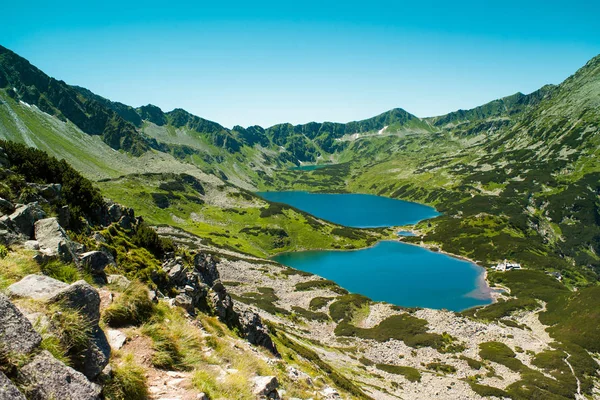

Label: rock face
[19,351,102,400]
[0,293,42,355]
[162,253,279,356]
[27,183,62,204]
[234,303,280,357]
[34,217,78,263]
[7,274,69,301]
[0,202,46,239]
[0,371,26,400]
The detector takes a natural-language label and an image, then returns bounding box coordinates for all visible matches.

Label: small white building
[493,260,522,272]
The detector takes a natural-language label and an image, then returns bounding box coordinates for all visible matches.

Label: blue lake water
[273,241,492,311]
[256,191,440,227]
[288,165,328,171]
[259,191,490,311]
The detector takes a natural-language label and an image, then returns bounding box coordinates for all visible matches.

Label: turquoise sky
[3,1,599,128]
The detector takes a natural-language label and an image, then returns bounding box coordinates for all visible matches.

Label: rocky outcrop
[162,253,279,355]
[26,183,62,204]
[0,293,42,355]
[0,202,46,239]
[234,303,280,357]
[7,276,110,380]
[19,351,102,400]
[0,197,14,215]
[0,371,26,400]
[34,217,79,263]
[252,376,280,399]
[7,274,68,301]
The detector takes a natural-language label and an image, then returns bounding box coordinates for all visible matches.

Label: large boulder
[19,351,101,400]
[79,251,110,283]
[0,202,46,238]
[34,217,78,263]
[48,280,101,324]
[0,293,42,355]
[79,327,111,380]
[7,274,68,301]
[0,371,26,400]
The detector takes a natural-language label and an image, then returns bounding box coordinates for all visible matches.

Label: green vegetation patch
[230,287,290,316]
[335,314,446,349]
[291,306,329,322]
[103,281,156,327]
[329,294,370,322]
[309,296,334,310]
[426,362,456,374]
[375,364,421,382]
[295,279,348,294]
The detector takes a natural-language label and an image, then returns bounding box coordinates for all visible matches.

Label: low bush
[103,354,148,400]
[103,282,155,327]
[426,362,456,374]
[329,294,370,322]
[309,296,334,310]
[375,364,421,382]
[295,280,347,294]
[479,342,523,372]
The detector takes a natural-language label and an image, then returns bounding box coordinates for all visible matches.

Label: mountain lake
[258,191,492,311]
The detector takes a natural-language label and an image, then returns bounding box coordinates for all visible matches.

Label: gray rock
[0,293,42,355]
[107,203,123,222]
[106,329,127,350]
[107,274,131,290]
[34,217,77,263]
[118,214,133,230]
[252,376,279,397]
[0,229,21,246]
[23,240,40,250]
[80,251,110,274]
[92,232,106,244]
[0,371,26,400]
[194,253,220,286]
[287,366,313,386]
[58,205,70,228]
[79,327,110,380]
[27,183,62,203]
[234,303,279,356]
[196,393,209,400]
[19,351,101,400]
[174,294,194,313]
[48,280,101,324]
[7,274,68,301]
[2,202,46,238]
[0,197,14,215]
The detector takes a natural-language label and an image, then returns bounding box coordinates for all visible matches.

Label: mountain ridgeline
[1,43,600,280]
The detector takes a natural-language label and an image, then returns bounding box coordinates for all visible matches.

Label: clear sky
[2,1,599,128]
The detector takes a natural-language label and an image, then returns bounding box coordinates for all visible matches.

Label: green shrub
[479,342,523,372]
[467,382,509,398]
[375,364,421,382]
[329,294,370,322]
[309,296,334,310]
[291,306,329,322]
[103,355,148,400]
[426,362,456,374]
[335,314,445,349]
[142,324,185,370]
[0,245,7,258]
[103,282,155,327]
[295,280,348,294]
[459,355,483,370]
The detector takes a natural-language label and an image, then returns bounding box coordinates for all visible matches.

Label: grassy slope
[98,173,386,258]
